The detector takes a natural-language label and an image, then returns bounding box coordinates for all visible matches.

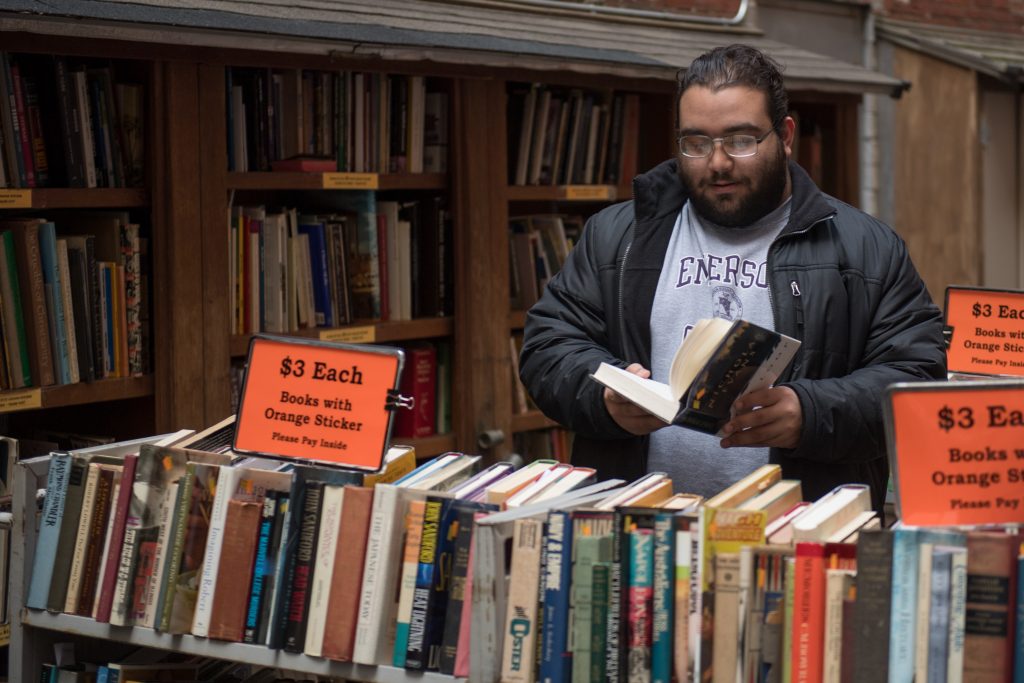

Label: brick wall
[879,0,1024,34]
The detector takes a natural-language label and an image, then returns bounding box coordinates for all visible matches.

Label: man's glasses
[677,128,776,159]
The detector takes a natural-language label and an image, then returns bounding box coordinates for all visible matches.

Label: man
[518,44,945,509]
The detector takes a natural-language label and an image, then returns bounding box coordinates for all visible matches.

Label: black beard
[678,145,789,228]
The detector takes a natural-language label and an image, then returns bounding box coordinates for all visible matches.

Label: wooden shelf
[0,187,149,210]
[399,432,458,458]
[0,376,155,415]
[226,172,448,191]
[230,318,455,357]
[20,611,462,683]
[511,410,556,433]
[505,184,621,202]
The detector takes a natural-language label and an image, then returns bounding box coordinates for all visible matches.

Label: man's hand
[603,363,666,436]
[719,385,802,449]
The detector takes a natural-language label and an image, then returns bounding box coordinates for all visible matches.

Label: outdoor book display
[10,376,1023,682]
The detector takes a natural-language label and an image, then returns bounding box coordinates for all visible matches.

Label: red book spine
[9,63,36,187]
[393,343,436,438]
[792,541,826,682]
[321,486,374,661]
[95,453,138,623]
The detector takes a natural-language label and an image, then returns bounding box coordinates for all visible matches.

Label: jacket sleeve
[783,235,947,464]
[518,207,636,440]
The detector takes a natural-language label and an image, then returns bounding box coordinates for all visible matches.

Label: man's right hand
[603,363,667,435]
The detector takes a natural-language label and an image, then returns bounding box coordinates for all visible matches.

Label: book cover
[321,485,375,661]
[94,453,137,623]
[5,218,55,386]
[303,483,345,657]
[47,453,96,611]
[280,479,325,652]
[241,491,280,644]
[650,512,675,683]
[500,516,544,682]
[439,503,494,675]
[26,452,71,609]
[791,541,826,683]
[590,318,800,435]
[538,508,574,683]
[392,342,437,438]
[160,461,219,634]
[393,498,428,667]
[963,531,1018,682]
[207,497,264,642]
[405,495,453,670]
[75,464,117,616]
[627,527,655,683]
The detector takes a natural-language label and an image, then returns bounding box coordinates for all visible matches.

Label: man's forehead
[678,85,771,125]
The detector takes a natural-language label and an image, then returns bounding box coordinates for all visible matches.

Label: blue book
[242,491,278,643]
[297,218,332,327]
[651,513,675,683]
[26,452,72,609]
[926,548,953,683]
[888,527,966,683]
[539,509,574,683]
[404,495,451,670]
[37,222,69,384]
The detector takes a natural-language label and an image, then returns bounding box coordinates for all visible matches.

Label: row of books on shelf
[227,67,448,175]
[0,214,148,390]
[509,213,582,311]
[0,52,144,189]
[230,195,451,334]
[22,427,1023,683]
[39,651,341,682]
[509,83,639,187]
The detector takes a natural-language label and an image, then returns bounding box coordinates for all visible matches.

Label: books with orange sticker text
[591,317,800,435]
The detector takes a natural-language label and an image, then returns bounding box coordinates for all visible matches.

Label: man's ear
[780,116,797,158]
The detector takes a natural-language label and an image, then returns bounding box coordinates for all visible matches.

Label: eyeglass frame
[675,125,779,159]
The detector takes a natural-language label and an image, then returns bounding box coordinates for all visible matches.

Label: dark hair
[676,44,788,129]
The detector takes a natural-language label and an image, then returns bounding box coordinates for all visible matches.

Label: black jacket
[519,159,946,508]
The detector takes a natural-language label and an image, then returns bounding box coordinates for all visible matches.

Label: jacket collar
[631,157,835,234]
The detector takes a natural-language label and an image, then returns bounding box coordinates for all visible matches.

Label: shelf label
[319,325,376,344]
[886,381,1024,527]
[563,185,613,201]
[0,388,42,413]
[0,189,31,209]
[322,173,379,190]
[234,335,403,470]
[945,286,1024,376]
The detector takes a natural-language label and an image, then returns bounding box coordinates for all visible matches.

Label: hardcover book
[590,318,800,435]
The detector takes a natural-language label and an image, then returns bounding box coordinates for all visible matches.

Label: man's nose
[708,140,733,173]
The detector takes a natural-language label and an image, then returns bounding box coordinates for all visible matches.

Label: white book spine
[63,462,100,613]
[352,485,405,665]
[56,239,80,384]
[191,466,241,637]
[945,548,968,683]
[304,485,345,656]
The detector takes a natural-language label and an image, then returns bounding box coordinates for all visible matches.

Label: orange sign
[945,286,1024,376]
[234,335,404,470]
[885,381,1024,527]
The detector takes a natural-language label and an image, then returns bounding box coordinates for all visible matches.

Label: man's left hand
[719,386,802,449]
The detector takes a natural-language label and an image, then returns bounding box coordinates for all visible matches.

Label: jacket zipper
[768,212,834,381]
[617,226,634,354]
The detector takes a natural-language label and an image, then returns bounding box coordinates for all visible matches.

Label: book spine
[627,528,654,683]
[11,222,54,386]
[889,528,920,683]
[303,484,344,656]
[95,454,137,623]
[242,493,278,644]
[673,525,693,683]
[256,494,289,644]
[500,517,544,683]
[590,561,611,683]
[208,498,263,642]
[389,497,425,667]
[37,223,69,384]
[539,509,573,683]
[605,511,623,683]
[137,481,178,627]
[791,542,826,683]
[0,231,30,386]
[321,485,374,662]
[191,466,239,637]
[946,548,968,683]
[405,497,442,669]
[63,462,100,613]
[26,453,71,609]
[282,480,323,652]
[351,484,404,665]
[926,550,953,683]
[963,531,1017,682]
[438,506,476,675]
[156,467,196,632]
[47,455,88,611]
[76,467,114,616]
[853,529,894,682]
[650,515,674,683]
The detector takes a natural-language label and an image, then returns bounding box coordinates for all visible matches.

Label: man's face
[676,85,794,228]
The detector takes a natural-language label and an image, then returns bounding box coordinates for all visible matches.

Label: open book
[590,318,801,435]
